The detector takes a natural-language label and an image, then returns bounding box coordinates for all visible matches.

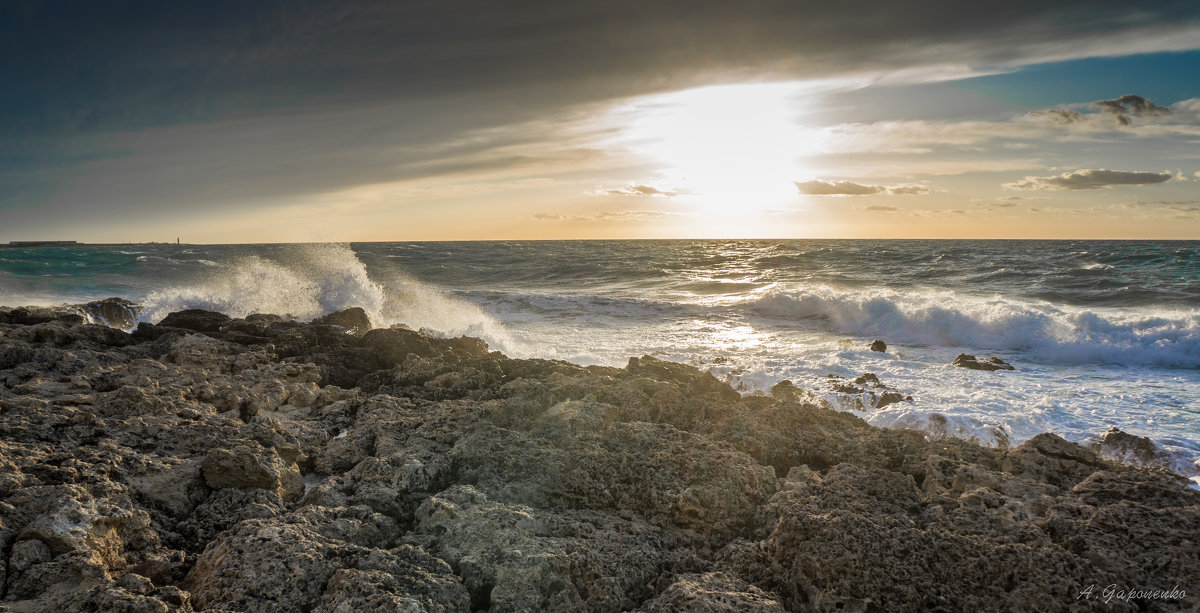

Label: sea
[2,240,1197,481]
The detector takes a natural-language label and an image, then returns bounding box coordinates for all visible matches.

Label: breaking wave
[747,287,1200,369]
[138,243,515,352]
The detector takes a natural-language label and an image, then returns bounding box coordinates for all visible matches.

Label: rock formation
[953,353,1016,371]
[0,306,1194,611]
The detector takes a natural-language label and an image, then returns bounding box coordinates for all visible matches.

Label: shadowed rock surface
[0,306,1196,612]
[953,353,1016,371]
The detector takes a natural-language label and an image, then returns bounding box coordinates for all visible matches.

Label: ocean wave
[747,287,1200,368]
[138,244,516,352]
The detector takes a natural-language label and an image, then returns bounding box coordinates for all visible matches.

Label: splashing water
[137,243,516,352]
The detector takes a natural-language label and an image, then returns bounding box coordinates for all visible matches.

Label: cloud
[820,95,1200,157]
[1033,94,1173,127]
[1003,169,1173,190]
[862,205,899,212]
[592,184,680,197]
[532,209,680,223]
[796,180,880,195]
[795,180,931,196]
[998,195,1048,201]
[1089,94,1171,126]
[1118,200,1200,216]
[4,1,1200,238]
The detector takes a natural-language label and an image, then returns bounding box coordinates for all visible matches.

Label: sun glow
[618,82,819,211]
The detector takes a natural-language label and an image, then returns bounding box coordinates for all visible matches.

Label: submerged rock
[953,353,1015,371]
[821,372,913,411]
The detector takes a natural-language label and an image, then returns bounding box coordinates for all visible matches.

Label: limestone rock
[156,309,232,333]
[1092,426,1174,468]
[2,304,1198,612]
[185,507,467,613]
[637,572,785,612]
[201,444,304,502]
[313,307,373,336]
[83,297,141,330]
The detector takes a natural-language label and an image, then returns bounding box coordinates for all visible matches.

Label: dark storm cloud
[7,0,1199,140]
[2,0,1199,227]
[1003,169,1173,190]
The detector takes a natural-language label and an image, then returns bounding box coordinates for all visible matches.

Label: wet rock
[0,305,87,326]
[821,372,913,411]
[1091,426,1174,468]
[313,307,373,336]
[83,297,141,330]
[156,309,232,333]
[869,339,887,352]
[952,353,1015,371]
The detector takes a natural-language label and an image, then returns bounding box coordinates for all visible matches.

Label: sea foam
[747,287,1200,368]
[139,243,516,352]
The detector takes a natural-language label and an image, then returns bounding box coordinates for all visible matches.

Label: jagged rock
[820,372,913,411]
[177,488,287,549]
[200,444,304,502]
[1002,433,1104,488]
[1092,427,1173,468]
[185,506,468,612]
[415,485,704,612]
[156,309,232,333]
[626,355,741,402]
[313,307,373,336]
[2,305,1197,612]
[637,572,785,612]
[952,353,1015,371]
[0,305,87,326]
[17,496,157,566]
[869,339,887,352]
[83,297,141,330]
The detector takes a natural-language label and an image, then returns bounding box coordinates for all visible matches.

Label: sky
[2,1,1200,242]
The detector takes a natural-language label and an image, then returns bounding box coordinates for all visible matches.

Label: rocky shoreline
[0,303,1196,612]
